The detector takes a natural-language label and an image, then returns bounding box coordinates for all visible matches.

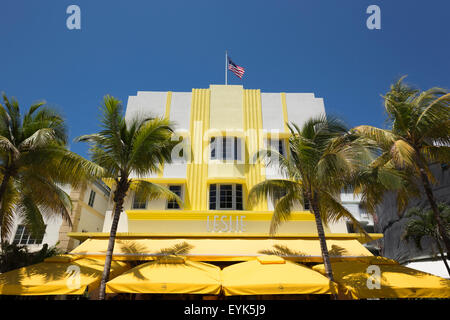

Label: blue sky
[1,0,449,158]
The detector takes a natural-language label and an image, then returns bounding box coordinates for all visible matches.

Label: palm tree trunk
[416,164,450,257]
[98,178,129,300]
[310,194,334,282]
[435,240,450,277]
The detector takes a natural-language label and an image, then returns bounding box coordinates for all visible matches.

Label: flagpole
[225,50,228,85]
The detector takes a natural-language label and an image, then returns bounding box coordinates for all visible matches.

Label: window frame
[210,137,242,161]
[209,184,243,210]
[88,190,96,207]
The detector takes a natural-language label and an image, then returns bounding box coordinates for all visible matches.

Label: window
[132,192,147,209]
[167,185,182,209]
[267,139,286,157]
[210,137,242,161]
[220,185,233,209]
[209,184,243,210]
[88,190,96,207]
[13,225,46,245]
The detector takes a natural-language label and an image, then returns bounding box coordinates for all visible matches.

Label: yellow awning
[70,238,374,262]
[313,260,450,299]
[0,258,129,295]
[106,258,221,294]
[68,232,383,244]
[222,256,337,296]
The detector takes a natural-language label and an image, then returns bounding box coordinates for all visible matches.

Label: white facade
[7,181,110,252]
[340,191,374,231]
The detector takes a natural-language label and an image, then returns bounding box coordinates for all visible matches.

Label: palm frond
[415,92,450,129]
[129,117,175,177]
[130,180,183,208]
[18,177,73,227]
[18,145,105,189]
[24,101,46,120]
[420,145,450,164]
[270,191,303,235]
[318,191,371,241]
[22,107,67,145]
[17,194,47,238]
[352,126,396,150]
[53,149,105,187]
[390,139,417,168]
[0,178,19,243]
[1,94,21,143]
[247,179,301,210]
[0,135,19,159]
[18,128,57,151]
[98,95,127,162]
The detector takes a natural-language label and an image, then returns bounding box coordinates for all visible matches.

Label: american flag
[228,57,245,79]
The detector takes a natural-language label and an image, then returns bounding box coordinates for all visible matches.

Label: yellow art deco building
[97,85,360,237]
[69,85,381,253]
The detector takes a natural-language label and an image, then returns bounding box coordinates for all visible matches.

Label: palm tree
[353,77,450,255]
[402,203,450,277]
[0,93,102,243]
[76,95,182,300]
[248,115,370,282]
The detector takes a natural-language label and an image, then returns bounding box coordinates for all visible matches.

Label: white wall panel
[261,93,284,131]
[170,92,191,130]
[285,93,326,128]
[125,91,168,123]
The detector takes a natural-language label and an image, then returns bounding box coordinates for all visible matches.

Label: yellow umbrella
[0,256,129,295]
[105,257,221,294]
[221,255,337,296]
[313,260,450,299]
